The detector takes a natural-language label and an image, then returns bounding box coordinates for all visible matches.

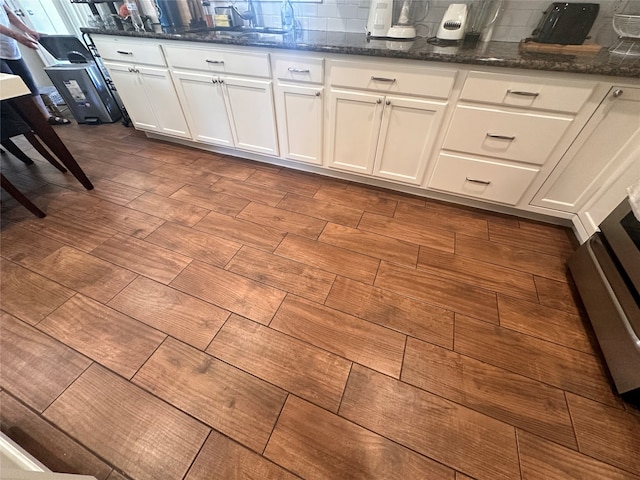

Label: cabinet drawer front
[329,60,455,99]
[429,153,539,205]
[164,45,270,77]
[273,54,324,84]
[460,71,596,114]
[443,105,572,165]
[93,36,166,66]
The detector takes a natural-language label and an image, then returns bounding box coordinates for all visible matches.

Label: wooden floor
[1,122,639,480]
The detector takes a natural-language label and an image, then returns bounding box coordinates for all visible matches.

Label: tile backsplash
[201,0,637,45]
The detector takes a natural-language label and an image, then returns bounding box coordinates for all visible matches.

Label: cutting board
[519,40,603,56]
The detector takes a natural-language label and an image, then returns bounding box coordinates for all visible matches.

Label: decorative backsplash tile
[136,0,636,45]
[254,0,634,45]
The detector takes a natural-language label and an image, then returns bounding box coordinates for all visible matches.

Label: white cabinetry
[326,59,455,185]
[92,35,190,138]
[532,86,640,236]
[164,43,279,156]
[429,71,597,206]
[272,54,324,165]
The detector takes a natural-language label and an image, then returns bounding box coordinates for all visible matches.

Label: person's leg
[3,58,68,124]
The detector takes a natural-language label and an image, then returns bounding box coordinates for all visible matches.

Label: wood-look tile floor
[2,123,639,480]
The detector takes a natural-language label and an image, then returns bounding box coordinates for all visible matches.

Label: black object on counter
[531,3,599,45]
[155,0,184,33]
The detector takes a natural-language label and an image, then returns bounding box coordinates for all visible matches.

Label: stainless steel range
[569,198,640,395]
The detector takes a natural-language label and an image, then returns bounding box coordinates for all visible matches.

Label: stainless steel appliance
[39,35,122,125]
[569,198,640,395]
[531,2,599,45]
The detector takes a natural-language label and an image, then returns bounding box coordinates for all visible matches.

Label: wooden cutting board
[519,40,603,56]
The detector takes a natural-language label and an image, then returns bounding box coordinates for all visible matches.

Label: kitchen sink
[180,25,290,42]
[185,26,288,36]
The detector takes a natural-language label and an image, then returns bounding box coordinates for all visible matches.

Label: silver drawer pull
[486,133,516,141]
[206,59,224,64]
[371,76,396,83]
[507,90,539,97]
[466,177,491,185]
[117,50,133,55]
[288,67,310,73]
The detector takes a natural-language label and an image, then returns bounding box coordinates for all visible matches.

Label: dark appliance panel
[531,3,600,45]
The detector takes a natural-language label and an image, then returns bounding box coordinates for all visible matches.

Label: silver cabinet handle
[466,177,491,185]
[288,67,310,73]
[613,89,623,98]
[206,59,224,64]
[315,91,321,97]
[371,76,396,83]
[486,133,516,141]
[117,50,133,55]
[385,99,391,105]
[507,90,539,97]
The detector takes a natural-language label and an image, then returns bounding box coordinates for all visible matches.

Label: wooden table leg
[1,173,46,217]
[9,96,94,190]
[24,131,67,172]
[1,138,34,165]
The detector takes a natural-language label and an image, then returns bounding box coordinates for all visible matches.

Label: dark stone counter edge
[81,28,640,79]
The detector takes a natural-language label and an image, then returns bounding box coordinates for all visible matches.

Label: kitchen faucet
[239,0,258,27]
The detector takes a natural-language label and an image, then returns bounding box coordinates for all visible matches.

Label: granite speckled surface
[81,27,640,79]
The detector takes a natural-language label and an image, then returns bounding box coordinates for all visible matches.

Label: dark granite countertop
[82,27,640,79]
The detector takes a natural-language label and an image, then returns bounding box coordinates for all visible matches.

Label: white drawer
[329,60,456,99]
[460,71,596,114]
[164,45,270,77]
[429,153,539,205]
[92,36,166,67]
[273,54,324,84]
[443,105,572,165]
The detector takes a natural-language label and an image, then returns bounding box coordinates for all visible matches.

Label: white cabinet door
[374,96,447,185]
[222,76,279,156]
[327,89,382,174]
[274,83,323,165]
[171,70,233,147]
[103,61,190,139]
[532,87,640,213]
[104,61,159,132]
[138,65,190,139]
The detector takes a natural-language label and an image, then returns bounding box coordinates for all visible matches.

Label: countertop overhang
[81,28,640,79]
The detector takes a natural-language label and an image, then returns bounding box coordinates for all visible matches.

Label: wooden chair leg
[1,173,46,218]
[1,138,34,165]
[24,131,67,172]
[10,96,93,190]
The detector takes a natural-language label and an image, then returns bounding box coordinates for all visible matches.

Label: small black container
[531,3,599,45]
